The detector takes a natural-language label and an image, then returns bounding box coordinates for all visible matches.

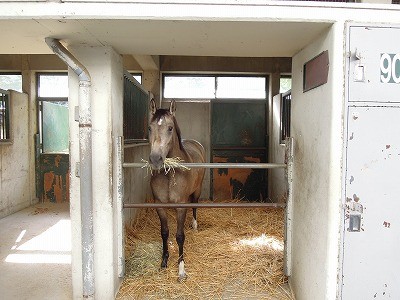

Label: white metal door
[342,25,400,299]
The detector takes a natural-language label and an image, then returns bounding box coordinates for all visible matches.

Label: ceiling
[0,19,332,57]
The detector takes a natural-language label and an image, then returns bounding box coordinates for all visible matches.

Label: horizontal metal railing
[123,162,286,169]
[123,202,286,209]
[122,161,287,209]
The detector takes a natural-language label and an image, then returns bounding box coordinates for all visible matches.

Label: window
[37,73,69,153]
[0,73,22,93]
[0,90,11,141]
[130,73,142,84]
[280,91,291,144]
[280,76,292,94]
[163,74,267,100]
[216,76,266,99]
[164,75,215,99]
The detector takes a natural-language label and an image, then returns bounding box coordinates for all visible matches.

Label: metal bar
[123,162,286,169]
[116,137,125,278]
[123,202,286,209]
[46,37,94,298]
[284,137,294,277]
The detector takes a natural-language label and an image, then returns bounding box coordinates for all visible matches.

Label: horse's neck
[168,136,189,161]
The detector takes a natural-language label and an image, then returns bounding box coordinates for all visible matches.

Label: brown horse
[148,99,205,281]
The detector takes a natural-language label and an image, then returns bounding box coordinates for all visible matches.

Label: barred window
[0,90,11,142]
[280,91,291,144]
[123,72,150,143]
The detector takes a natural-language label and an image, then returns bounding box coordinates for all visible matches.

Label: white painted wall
[290,23,344,300]
[0,91,34,218]
[269,93,287,203]
[68,45,123,299]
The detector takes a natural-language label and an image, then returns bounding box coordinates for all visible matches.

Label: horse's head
[148,99,182,170]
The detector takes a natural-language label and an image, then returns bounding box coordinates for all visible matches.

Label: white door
[342,25,400,299]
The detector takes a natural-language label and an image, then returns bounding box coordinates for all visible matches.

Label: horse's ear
[150,98,157,115]
[169,100,176,116]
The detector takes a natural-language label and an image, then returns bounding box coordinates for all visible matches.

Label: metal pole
[284,137,294,277]
[123,202,285,209]
[116,137,125,278]
[45,38,94,298]
[123,162,286,169]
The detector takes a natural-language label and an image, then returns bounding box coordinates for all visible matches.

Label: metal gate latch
[349,214,361,232]
[353,48,366,82]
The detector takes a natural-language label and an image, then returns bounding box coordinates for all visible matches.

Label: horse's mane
[152,109,184,151]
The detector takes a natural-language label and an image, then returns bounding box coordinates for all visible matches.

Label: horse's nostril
[149,153,163,168]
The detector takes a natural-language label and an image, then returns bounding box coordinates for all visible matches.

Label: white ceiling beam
[132,55,160,71]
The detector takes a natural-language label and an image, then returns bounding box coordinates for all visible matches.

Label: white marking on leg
[178,260,186,279]
[192,218,198,230]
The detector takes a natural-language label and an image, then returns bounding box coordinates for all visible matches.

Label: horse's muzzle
[149,153,164,170]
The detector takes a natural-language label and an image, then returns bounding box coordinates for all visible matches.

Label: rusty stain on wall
[353,193,360,202]
[383,221,391,228]
[40,154,70,203]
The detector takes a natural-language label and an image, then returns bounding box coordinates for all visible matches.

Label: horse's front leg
[156,208,169,269]
[176,208,188,281]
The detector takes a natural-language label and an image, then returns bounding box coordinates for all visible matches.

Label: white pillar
[68,45,123,299]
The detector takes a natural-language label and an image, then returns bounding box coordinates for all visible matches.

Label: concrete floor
[0,202,72,300]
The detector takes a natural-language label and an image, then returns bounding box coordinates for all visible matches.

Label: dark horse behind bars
[148,99,205,281]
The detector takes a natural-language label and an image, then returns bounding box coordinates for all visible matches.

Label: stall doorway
[211,100,267,201]
[36,73,69,203]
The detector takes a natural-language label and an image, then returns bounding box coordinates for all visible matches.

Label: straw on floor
[117,201,292,300]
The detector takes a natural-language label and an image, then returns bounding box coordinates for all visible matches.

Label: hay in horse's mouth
[141,157,191,175]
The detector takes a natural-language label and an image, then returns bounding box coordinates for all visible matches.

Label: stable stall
[1,1,400,299]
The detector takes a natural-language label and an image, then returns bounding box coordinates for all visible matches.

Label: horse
[148,99,205,281]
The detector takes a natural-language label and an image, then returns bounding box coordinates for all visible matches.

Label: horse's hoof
[177,260,187,282]
[192,219,198,231]
[177,273,187,283]
[160,262,168,269]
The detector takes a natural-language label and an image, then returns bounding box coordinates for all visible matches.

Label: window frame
[279,74,292,94]
[36,72,69,154]
[162,73,268,101]
[280,90,291,145]
[0,72,23,93]
[0,89,11,143]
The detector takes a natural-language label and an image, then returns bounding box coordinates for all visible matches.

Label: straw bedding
[117,201,292,300]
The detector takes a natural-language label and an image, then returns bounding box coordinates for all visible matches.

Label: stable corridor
[0,203,72,300]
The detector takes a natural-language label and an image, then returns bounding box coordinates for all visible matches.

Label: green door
[211,101,267,201]
[36,73,70,203]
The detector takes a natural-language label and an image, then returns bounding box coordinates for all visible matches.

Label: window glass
[0,74,22,92]
[0,91,10,141]
[280,77,292,94]
[38,74,68,97]
[37,73,69,153]
[164,76,215,99]
[42,101,69,153]
[216,76,266,99]
[132,74,142,84]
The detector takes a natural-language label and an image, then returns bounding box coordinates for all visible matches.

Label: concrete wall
[68,45,123,299]
[0,91,34,218]
[269,93,287,203]
[123,145,152,222]
[290,23,344,300]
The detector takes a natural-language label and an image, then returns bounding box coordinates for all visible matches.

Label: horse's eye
[168,126,173,132]
[148,126,151,132]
